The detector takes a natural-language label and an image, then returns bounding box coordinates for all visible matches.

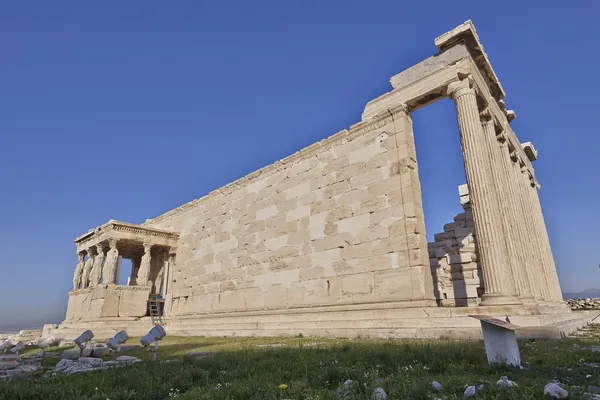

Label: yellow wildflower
[279,384,288,390]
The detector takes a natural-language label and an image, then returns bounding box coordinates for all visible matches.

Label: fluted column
[494,133,535,302]
[509,153,543,302]
[447,77,521,306]
[516,162,551,301]
[479,111,532,302]
[526,174,563,302]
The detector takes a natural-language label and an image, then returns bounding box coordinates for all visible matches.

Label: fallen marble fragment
[372,387,387,400]
[544,382,569,399]
[432,381,443,391]
[464,386,476,397]
[497,376,517,387]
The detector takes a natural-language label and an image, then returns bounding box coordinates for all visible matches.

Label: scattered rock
[0,360,18,370]
[59,339,74,347]
[567,298,600,310]
[497,376,517,387]
[52,355,142,375]
[60,347,92,360]
[372,387,387,400]
[464,386,477,397]
[589,385,600,394]
[91,347,110,358]
[544,382,568,399]
[432,381,443,391]
[119,345,141,352]
[115,356,140,364]
[78,357,103,367]
[54,359,74,372]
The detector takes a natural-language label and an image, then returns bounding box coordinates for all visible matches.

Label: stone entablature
[75,220,179,253]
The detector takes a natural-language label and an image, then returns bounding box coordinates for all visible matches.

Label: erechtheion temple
[51,21,597,339]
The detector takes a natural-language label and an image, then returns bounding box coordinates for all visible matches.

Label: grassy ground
[2,329,600,399]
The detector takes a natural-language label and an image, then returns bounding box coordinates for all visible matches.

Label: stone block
[119,287,151,317]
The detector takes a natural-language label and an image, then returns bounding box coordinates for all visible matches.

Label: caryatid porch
[66,220,179,322]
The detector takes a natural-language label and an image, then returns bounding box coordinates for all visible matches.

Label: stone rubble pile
[567,298,600,310]
[48,355,141,376]
[0,329,43,345]
[428,185,482,307]
[0,354,41,380]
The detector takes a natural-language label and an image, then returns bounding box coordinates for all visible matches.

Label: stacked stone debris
[428,184,483,307]
[567,298,600,310]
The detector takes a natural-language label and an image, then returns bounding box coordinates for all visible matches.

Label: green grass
[2,329,600,399]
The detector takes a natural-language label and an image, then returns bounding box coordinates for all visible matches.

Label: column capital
[95,244,104,253]
[143,243,153,252]
[446,75,475,99]
[479,107,494,125]
[496,130,508,144]
[108,238,118,248]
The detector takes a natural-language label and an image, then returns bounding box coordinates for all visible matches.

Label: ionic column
[479,110,530,302]
[509,153,543,302]
[102,239,119,284]
[137,243,153,286]
[485,126,535,302]
[516,162,551,301]
[447,77,521,306]
[526,173,563,302]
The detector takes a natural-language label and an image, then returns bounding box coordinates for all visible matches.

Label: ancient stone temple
[52,21,595,339]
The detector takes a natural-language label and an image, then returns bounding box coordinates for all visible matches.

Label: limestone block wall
[146,106,436,318]
[64,285,151,322]
[428,185,482,307]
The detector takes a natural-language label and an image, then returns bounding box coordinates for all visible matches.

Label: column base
[518,295,537,305]
[480,293,523,306]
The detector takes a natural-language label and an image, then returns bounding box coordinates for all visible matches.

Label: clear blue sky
[1,1,598,331]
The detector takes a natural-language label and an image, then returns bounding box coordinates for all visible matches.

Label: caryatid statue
[137,243,153,286]
[80,249,95,289]
[88,245,105,287]
[72,253,85,291]
[102,239,119,284]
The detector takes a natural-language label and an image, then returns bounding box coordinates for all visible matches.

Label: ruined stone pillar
[447,77,521,306]
[102,239,119,284]
[529,182,564,303]
[494,133,535,302]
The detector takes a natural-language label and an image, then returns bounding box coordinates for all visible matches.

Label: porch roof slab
[74,220,179,254]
